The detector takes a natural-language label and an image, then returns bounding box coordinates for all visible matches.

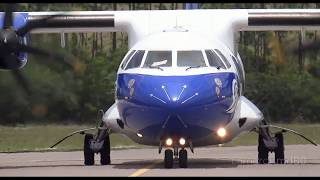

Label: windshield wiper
[148,65,164,71]
[185,65,201,71]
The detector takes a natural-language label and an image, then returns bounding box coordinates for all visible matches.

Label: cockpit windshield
[143,51,172,68]
[177,50,206,67]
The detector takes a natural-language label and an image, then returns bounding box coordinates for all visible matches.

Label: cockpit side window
[125,50,145,70]
[143,51,172,68]
[205,50,226,69]
[177,50,206,67]
[121,50,136,69]
[215,49,231,68]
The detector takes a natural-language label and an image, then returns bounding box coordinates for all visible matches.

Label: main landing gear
[83,117,111,166]
[49,124,111,166]
[257,121,317,164]
[84,132,111,166]
[49,109,113,166]
[82,110,111,166]
[258,132,284,164]
[257,121,285,164]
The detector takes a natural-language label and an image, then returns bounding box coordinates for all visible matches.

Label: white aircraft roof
[131,30,223,51]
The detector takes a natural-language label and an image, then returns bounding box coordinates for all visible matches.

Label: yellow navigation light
[217,127,227,138]
[165,138,173,146]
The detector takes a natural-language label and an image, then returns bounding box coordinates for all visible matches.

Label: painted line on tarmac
[128,160,162,177]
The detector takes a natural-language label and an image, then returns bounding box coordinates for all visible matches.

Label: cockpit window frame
[204,49,227,69]
[124,50,145,70]
[121,50,136,70]
[214,49,231,68]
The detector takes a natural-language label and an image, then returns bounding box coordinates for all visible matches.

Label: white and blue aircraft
[0,4,318,168]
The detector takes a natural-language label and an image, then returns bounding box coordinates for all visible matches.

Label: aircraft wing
[25,9,320,33]
[245,9,320,31]
[26,11,120,33]
[4,9,320,49]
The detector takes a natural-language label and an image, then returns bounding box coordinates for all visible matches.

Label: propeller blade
[17,44,86,74]
[20,43,86,73]
[17,14,63,36]
[11,69,31,95]
[3,4,17,29]
[17,44,65,60]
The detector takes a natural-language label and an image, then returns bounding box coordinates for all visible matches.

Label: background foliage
[0,3,319,125]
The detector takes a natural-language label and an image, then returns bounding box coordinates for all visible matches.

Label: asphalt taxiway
[0,145,319,176]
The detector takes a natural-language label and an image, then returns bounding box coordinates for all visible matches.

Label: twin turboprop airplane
[0,5,318,168]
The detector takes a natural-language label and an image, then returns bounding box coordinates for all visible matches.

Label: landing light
[137,133,143,138]
[165,138,173,146]
[217,127,226,138]
[179,138,186,146]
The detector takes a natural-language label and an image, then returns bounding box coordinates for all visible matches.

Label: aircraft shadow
[0,164,84,170]
[112,158,320,169]
[0,159,319,170]
[112,158,241,169]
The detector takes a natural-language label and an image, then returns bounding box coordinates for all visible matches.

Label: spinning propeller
[0,4,84,95]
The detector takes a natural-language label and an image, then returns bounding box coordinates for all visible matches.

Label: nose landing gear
[164,149,174,168]
[161,139,190,169]
[179,149,188,168]
[163,148,188,168]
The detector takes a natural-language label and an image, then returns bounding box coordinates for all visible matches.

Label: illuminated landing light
[172,97,178,101]
[179,138,186,146]
[217,127,227,138]
[165,138,173,146]
[137,133,143,138]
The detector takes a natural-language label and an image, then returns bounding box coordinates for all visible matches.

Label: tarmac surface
[0,144,319,176]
